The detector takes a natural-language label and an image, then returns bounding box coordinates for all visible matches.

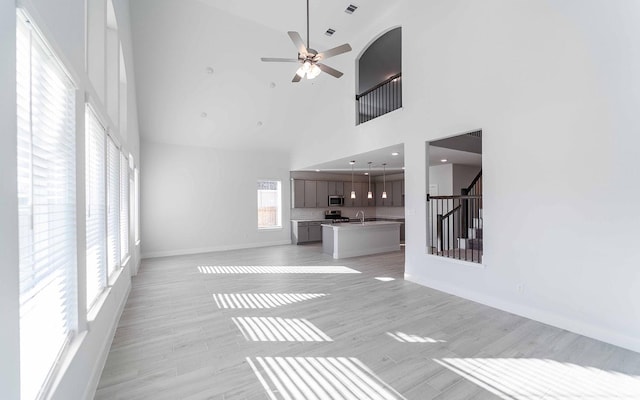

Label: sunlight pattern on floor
[233,317,332,342]
[213,293,327,309]
[434,358,640,400]
[386,331,446,343]
[247,357,406,400]
[197,265,360,274]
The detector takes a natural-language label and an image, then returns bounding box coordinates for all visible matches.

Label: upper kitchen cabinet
[291,179,331,208]
[316,181,328,208]
[304,181,317,207]
[328,181,344,196]
[292,179,305,208]
[345,182,364,207]
[376,181,400,207]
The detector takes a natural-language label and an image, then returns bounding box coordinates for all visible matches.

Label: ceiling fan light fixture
[307,64,321,79]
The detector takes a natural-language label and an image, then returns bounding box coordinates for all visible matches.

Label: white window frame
[85,104,108,311]
[16,10,78,400]
[257,180,282,230]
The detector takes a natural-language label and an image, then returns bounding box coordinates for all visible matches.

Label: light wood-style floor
[96,244,640,399]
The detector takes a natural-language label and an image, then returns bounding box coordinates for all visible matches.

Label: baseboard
[141,240,292,259]
[82,277,132,400]
[404,273,640,354]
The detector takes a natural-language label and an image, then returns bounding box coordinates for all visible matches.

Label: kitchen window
[257,180,282,229]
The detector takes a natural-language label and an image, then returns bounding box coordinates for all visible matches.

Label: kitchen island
[321,221,402,259]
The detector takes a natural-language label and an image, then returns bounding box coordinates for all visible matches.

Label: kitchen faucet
[355,210,365,224]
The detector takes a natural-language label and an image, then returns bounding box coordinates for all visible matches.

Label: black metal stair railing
[427,170,483,263]
[356,73,402,125]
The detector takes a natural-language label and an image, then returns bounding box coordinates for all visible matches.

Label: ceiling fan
[260,0,352,83]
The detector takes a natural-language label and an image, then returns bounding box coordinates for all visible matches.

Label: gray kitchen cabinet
[291,221,323,244]
[304,180,316,208]
[316,181,328,208]
[392,180,403,207]
[292,179,305,208]
[346,182,363,207]
[328,181,344,196]
[308,221,322,241]
[376,181,394,206]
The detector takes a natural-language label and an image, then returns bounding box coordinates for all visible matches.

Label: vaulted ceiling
[129,0,395,152]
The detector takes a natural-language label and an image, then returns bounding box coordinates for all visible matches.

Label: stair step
[458,238,483,250]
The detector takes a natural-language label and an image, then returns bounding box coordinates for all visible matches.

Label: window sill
[258,226,283,231]
[87,286,112,323]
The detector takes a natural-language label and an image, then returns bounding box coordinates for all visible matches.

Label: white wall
[1,1,142,399]
[453,164,481,195]
[140,141,292,257]
[289,0,640,352]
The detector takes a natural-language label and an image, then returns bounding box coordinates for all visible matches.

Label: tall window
[85,106,107,309]
[134,167,140,243]
[257,180,282,229]
[119,151,129,263]
[107,137,120,275]
[16,11,78,400]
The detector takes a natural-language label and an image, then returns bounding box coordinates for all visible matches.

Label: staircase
[458,208,483,251]
[428,170,483,263]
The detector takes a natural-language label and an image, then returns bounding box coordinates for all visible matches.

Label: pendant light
[350,160,356,199]
[382,163,388,199]
[367,162,373,199]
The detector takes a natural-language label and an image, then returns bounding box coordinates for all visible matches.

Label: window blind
[134,167,140,243]
[85,106,107,309]
[16,11,78,400]
[119,151,129,263]
[107,137,120,276]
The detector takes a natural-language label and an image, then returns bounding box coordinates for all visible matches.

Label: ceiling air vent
[345,4,358,14]
[325,28,336,36]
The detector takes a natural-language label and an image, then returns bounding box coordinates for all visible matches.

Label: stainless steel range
[324,210,351,223]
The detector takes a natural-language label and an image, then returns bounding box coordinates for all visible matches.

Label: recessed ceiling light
[440,159,447,163]
[364,172,369,175]
[200,112,208,118]
[269,82,276,88]
[325,28,335,37]
[205,66,214,74]
[392,152,399,156]
[257,121,263,127]
[315,169,320,172]
[349,160,355,165]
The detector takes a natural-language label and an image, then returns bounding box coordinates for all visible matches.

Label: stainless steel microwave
[328,195,344,207]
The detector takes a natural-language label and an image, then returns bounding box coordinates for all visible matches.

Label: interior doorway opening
[426,130,483,263]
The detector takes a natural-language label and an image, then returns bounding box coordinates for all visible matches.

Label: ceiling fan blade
[261,57,300,63]
[317,63,343,78]
[315,43,352,61]
[287,31,308,56]
[292,73,302,83]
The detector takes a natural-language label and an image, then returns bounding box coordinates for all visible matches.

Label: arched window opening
[356,27,401,125]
